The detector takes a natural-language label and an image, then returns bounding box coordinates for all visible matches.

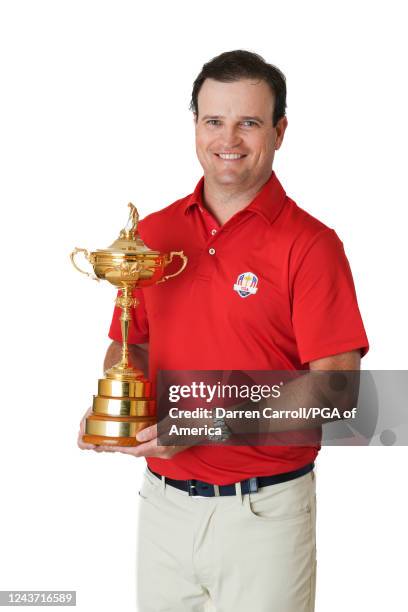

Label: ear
[274,116,288,150]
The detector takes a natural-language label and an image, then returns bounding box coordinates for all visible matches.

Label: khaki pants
[137,467,317,612]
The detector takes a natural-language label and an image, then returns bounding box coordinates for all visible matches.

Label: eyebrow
[201,114,265,124]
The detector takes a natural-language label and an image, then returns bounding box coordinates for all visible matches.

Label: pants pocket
[138,470,160,500]
[245,472,314,522]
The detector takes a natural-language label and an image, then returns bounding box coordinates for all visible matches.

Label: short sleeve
[291,229,369,364]
[108,288,149,344]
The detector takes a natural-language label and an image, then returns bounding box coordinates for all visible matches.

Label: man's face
[194,78,287,190]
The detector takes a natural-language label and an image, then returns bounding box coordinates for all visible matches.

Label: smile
[216,153,246,160]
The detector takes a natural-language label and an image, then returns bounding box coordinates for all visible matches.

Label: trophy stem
[105,286,144,381]
[120,286,131,370]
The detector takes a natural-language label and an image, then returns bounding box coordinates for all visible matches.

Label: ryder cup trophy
[70,203,187,446]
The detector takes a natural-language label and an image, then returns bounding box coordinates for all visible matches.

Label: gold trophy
[70,203,187,446]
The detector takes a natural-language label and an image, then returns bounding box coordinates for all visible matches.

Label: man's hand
[90,423,191,459]
[77,407,97,450]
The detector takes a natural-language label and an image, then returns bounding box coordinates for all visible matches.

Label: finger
[154,446,182,459]
[78,443,97,450]
[124,438,160,457]
[77,434,97,450]
[136,424,158,444]
[79,408,93,435]
[93,444,117,452]
[132,440,189,458]
[90,443,148,455]
[80,414,88,430]
[106,442,157,456]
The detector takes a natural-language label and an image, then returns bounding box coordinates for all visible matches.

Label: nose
[219,124,243,149]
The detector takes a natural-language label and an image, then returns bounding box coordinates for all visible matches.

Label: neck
[202,171,273,225]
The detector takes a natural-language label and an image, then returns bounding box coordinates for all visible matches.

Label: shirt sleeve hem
[299,339,369,365]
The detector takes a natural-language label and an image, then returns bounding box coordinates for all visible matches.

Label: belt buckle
[187,480,197,496]
[188,480,217,497]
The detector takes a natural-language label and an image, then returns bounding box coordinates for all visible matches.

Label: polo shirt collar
[183,171,287,225]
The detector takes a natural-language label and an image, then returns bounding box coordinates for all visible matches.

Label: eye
[241,120,258,127]
[206,119,222,126]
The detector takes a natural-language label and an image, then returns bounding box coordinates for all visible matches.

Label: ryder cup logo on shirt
[233,272,259,298]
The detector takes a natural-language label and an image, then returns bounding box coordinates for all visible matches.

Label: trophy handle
[157,251,188,284]
[70,247,99,282]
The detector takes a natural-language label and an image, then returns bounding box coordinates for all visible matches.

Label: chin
[214,172,246,185]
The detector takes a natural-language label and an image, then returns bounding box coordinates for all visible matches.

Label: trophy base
[84,374,156,447]
[84,414,156,446]
[83,433,148,447]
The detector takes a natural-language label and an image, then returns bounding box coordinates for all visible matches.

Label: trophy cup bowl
[70,203,187,446]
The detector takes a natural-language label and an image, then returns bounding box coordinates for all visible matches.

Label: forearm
[221,351,362,438]
[157,351,361,445]
[223,369,360,437]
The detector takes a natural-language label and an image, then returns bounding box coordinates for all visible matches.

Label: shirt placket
[193,205,223,280]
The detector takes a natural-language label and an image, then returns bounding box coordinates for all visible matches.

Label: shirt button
[209,248,216,255]
[211,229,217,235]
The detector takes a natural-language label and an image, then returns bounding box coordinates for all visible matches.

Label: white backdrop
[1,1,407,610]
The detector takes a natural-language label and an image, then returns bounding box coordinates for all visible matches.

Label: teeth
[218,153,244,160]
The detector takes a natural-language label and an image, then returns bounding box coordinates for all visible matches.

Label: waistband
[148,463,314,497]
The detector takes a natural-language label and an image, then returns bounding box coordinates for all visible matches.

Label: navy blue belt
[148,463,314,497]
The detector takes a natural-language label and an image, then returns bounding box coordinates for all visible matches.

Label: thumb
[136,424,157,443]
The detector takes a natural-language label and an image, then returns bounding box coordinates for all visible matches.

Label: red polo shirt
[109,172,369,484]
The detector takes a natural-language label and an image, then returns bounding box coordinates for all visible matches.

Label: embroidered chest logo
[233,272,259,298]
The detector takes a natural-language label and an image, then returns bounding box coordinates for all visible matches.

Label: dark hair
[190,50,286,126]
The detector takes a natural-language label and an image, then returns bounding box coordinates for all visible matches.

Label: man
[79,50,368,611]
